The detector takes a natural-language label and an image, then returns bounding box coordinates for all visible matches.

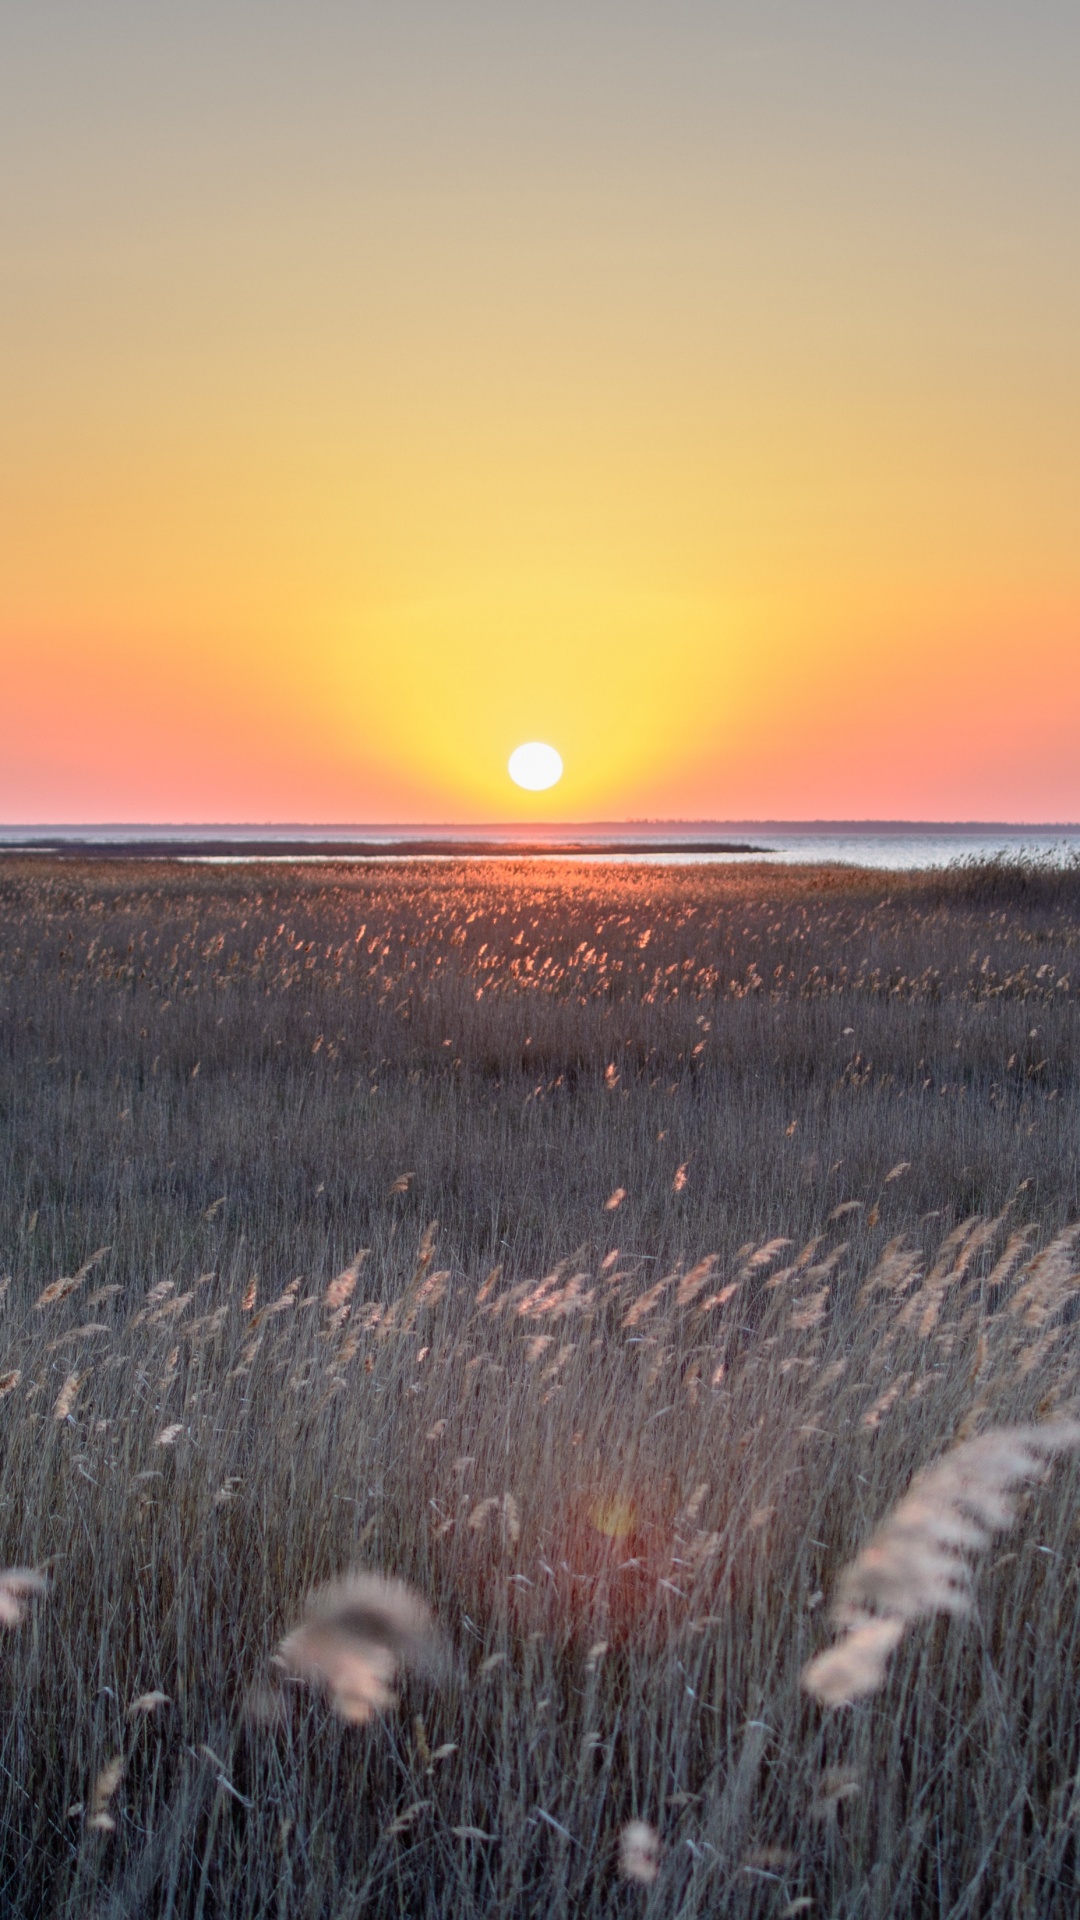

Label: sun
[508,742,563,791]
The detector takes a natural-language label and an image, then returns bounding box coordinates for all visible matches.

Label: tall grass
[1,854,1079,1916]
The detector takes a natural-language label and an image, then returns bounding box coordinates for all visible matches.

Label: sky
[1,3,1078,825]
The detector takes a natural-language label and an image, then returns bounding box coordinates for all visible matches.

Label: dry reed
[277,1573,441,1724]
[2,852,1080,1916]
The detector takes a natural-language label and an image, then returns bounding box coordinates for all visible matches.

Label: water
[2,821,1079,871]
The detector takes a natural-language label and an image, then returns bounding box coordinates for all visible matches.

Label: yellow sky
[2,6,1079,821]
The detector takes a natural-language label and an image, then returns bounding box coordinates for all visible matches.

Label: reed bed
[1,853,1079,1917]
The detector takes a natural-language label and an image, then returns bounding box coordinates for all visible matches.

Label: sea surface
[3,822,1080,871]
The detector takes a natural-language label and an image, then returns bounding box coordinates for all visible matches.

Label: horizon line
[4,818,1080,836]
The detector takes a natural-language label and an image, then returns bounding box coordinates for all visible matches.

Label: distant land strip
[0,837,768,861]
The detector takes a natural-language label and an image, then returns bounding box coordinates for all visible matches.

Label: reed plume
[619,1821,661,1884]
[34,1247,110,1309]
[52,1371,85,1420]
[277,1573,440,1724]
[0,1568,48,1628]
[324,1249,368,1312]
[804,1420,1080,1704]
[87,1756,124,1831]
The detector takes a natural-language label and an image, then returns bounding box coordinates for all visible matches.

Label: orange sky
[2,6,1079,823]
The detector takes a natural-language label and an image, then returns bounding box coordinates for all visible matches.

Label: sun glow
[508,742,564,792]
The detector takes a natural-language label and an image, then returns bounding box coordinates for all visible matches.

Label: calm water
[2,823,1079,871]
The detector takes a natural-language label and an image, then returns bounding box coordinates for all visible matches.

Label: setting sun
[508,742,564,792]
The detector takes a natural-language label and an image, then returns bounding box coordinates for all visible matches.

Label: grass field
[2,852,1080,1917]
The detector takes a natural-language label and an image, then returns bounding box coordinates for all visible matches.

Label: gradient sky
[2,2,1078,823]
